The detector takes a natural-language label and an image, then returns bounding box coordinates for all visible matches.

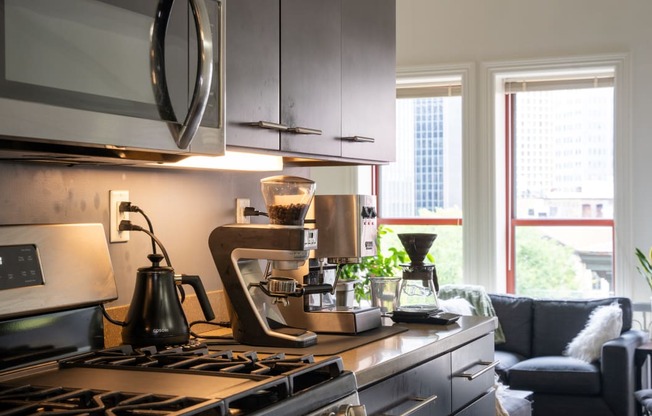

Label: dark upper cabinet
[225,0,396,164]
[224,0,279,150]
[279,0,341,157]
[341,0,396,162]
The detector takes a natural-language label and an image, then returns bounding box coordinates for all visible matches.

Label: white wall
[397,0,652,301]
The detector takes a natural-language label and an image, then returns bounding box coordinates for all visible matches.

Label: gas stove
[0,343,356,416]
[0,224,364,416]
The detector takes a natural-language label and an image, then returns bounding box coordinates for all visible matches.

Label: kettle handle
[179,275,216,321]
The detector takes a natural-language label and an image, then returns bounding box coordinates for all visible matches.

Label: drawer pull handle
[381,394,437,416]
[341,135,375,143]
[454,360,499,380]
[250,121,289,131]
[287,126,323,135]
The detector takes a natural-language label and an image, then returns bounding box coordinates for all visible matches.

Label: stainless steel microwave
[0,0,224,164]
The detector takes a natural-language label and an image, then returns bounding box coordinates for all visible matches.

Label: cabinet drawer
[451,333,497,412]
[454,389,496,416]
[359,353,451,416]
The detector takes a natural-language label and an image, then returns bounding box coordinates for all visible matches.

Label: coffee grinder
[277,194,382,334]
[209,176,321,348]
[396,233,439,313]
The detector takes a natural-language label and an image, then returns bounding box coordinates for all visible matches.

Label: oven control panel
[0,244,44,290]
[0,223,118,320]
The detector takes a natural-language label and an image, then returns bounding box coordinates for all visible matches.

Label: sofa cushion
[489,294,533,357]
[531,297,632,357]
[495,350,525,383]
[507,356,601,395]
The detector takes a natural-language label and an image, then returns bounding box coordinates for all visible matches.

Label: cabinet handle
[250,121,289,131]
[381,394,438,416]
[453,360,499,380]
[287,127,323,135]
[151,0,216,150]
[341,136,375,143]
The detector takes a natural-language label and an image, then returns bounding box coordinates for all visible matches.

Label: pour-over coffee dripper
[398,233,437,266]
[396,233,439,313]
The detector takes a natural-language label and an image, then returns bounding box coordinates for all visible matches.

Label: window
[505,72,615,298]
[376,71,466,285]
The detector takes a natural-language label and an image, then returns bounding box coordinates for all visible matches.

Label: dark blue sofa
[489,294,646,416]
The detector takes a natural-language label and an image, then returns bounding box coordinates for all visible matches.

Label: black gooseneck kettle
[121,253,215,347]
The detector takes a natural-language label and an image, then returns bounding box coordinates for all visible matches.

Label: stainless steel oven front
[0,0,224,160]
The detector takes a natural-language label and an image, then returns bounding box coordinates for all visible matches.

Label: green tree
[515,227,580,297]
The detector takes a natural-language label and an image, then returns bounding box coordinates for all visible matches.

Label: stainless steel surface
[341,316,498,390]
[313,195,377,262]
[272,194,382,334]
[0,0,225,163]
[341,136,375,143]
[0,223,117,319]
[251,121,290,131]
[151,0,215,150]
[6,367,253,398]
[287,127,322,135]
[281,299,382,334]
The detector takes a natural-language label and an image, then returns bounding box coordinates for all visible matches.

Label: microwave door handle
[150,0,215,150]
[150,1,177,127]
[179,0,215,149]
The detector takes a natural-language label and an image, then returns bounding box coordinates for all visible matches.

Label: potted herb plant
[339,225,427,303]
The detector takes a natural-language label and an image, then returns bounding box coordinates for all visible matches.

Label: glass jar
[260,175,316,225]
[397,265,439,312]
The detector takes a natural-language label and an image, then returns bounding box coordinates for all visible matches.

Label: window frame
[504,89,616,294]
[376,64,474,277]
[482,54,632,295]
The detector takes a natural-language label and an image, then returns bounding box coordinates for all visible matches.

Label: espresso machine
[209,177,383,347]
[209,176,322,347]
[278,194,382,334]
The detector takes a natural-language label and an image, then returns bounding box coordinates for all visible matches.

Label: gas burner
[0,385,224,416]
[60,346,319,377]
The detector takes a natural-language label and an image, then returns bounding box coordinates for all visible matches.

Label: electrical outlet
[236,198,250,224]
[109,190,130,243]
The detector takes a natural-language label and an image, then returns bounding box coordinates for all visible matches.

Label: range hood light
[152,151,284,171]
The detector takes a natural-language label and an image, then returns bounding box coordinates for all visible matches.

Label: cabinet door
[280,0,342,157]
[359,353,451,416]
[451,334,496,413]
[454,389,496,416]
[341,0,396,162]
[225,0,280,150]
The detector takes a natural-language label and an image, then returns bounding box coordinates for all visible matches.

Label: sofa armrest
[601,329,647,416]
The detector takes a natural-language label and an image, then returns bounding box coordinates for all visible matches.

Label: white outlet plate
[110,190,130,243]
[236,198,250,223]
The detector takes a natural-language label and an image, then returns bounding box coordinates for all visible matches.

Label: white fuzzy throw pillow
[564,302,623,363]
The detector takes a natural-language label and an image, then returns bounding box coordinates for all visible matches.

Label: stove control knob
[335,404,367,416]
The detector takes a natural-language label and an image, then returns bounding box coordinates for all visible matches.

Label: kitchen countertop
[339,316,498,389]
[196,314,497,390]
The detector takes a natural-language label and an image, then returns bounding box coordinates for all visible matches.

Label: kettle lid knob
[147,253,165,266]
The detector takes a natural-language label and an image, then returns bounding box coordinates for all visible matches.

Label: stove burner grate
[60,345,319,378]
[0,385,225,416]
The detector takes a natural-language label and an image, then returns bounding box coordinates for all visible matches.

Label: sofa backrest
[489,294,633,358]
[489,294,534,357]
[531,297,632,357]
